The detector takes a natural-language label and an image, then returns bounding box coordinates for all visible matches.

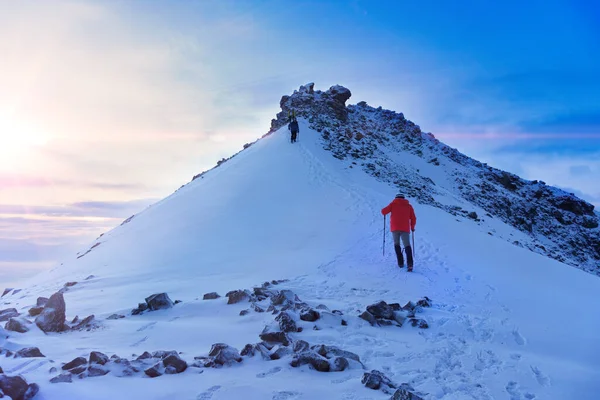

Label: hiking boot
[394,245,404,268]
[405,246,414,272]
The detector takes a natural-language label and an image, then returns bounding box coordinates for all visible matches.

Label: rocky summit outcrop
[264,83,600,274]
[35,292,67,333]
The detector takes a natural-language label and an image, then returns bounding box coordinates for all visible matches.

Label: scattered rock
[131,303,148,315]
[227,290,250,305]
[5,317,31,333]
[36,297,49,307]
[87,365,109,377]
[409,318,429,329]
[145,293,174,311]
[269,346,292,360]
[72,315,95,330]
[393,312,406,327]
[203,292,220,300]
[28,307,43,317]
[50,373,72,384]
[359,310,378,326]
[35,292,67,333]
[208,343,242,366]
[0,375,39,400]
[276,311,297,333]
[253,304,265,313]
[271,290,299,307]
[367,301,395,319]
[64,281,78,288]
[62,356,87,371]
[107,314,125,320]
[136,351,152,360]
[239,309,250,316]
[163,354,188,373]
[330,357,349,372]
[144,363,163,378]
[15,347,45,358]
[315,304,330,311]
[390,383,426,400]
[1,288,12,297]
[293,340,310,353]
[416,297,432,308]
[300,309,320,322]
[314,345,361,364]
[240,344,255,357]
[85,275,95,280]
[69,365,87,375]
[290,351,330,372]
[152,350,178,360]
[89,351,109,365]
[362,370,397,394]
[0,308,19,322]
[259,328,290,346]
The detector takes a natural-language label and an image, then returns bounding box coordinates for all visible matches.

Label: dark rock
[145,293,174,311]
[290,351,330,372]
[300,309,320,322]
[269,346,292,360]
[163,354,188,373]
[89,351,109,365]
[144,363,163,378]
[72,315,95,330]
[50,373,73,383]
[152,350,178,359]
[416,297,432,308]
[62,356,87,370]
[239,309,250,316]
[71,316,80,324]
[65,281,78,287]
[16,347,45,358]
[240,344,255,357]
[5,317,31,333]
[28,307,43,317]
[36,297,49,307]
[107,314,125,320]
[209,343,242,366]
[314,345,361,364]
[1,288,12,297]
[203,292,220,300]
[328,85,352,105]
[0,308,19,322]
[69,365,87,375]
[227,290,249,305]
[136,351,152,360]
[174,300,182,305]
[390,384,426,400]
[87,365,109,377]
[276,311,297,333]
[389,303,401,311]
[253,304,265,313]
[359,311,378,326]
[259,329,290,346]
[378,319,394,326]
[0,375,38,400]
[467,211,478,220]
[35,292,67,332]
[293,340,310,353]
[315,304,330,311]
[367,301,395,319]
[362,370,397,393]
[332,310,343,316]
[271,290,299,307]
[330,357,349,372]
[410,318,429,329]
[402,301,416,312]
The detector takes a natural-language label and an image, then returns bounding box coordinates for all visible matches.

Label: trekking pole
[412,229,415,260]
[382,215,386,256]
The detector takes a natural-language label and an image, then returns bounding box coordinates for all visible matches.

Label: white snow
[2,121,600,400]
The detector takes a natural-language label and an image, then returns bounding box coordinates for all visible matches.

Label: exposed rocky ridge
[265,83,600,274]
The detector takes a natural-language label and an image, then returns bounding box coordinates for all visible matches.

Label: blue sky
[0,0,598,284]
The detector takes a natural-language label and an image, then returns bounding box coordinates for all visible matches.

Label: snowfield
[2,119,600,400]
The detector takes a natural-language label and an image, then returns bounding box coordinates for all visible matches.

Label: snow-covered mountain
[1,83,599,400]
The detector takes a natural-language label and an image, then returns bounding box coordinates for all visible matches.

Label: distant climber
[381,194,417,271]
[288,114,299,143]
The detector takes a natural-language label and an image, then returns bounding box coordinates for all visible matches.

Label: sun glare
[0,113,48,165]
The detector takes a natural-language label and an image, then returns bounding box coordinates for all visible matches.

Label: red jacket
[381,198,416,232]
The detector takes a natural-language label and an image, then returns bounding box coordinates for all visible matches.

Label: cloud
[0,198,157,219]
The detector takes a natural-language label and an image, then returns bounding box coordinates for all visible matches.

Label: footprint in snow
[506,381,536,400]
[512,330,526,345]
[130,336,148,347]
[530,365,550,386]
[137,321,157,332]
[197,386,221,400]
[256,366,282,378]
[272,391,301,400]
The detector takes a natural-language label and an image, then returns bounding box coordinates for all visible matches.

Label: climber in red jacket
[381,194,416,271]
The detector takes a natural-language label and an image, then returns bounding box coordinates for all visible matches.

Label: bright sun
[0,113,48,165]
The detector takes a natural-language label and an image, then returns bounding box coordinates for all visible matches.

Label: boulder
[208,343,242,366]
[410,318,429,329]
[390,384,426,400]
[0,375,39,400]
[136,351,153,360]
[367,301,395,319]
[162,354,187,374]
[290,351,330,372]
[359,310,378,326]
[131,303,148,315]
[227,290,250,305]
[1,288,12,297]
[62,356,87,371]
[327,85,352,105]
[5,317,31,333]
[393,312,406,327]
[36,297,49,307]
[50,373,73,384]
[28,307,43,317]
[271,290,299,307]
[314,345,361,364]
[330,357,349,372]
[240,344,255,357]
[87,365,109,377]
[239,309,250,316]
[64,281,78,288]
[0,308,19,322]
[69,365,87,375]
[152,350,178,360]
[89,351,109,365]
[293,340,310,353]
[203,292,220,300]
[416,297,432,308]
[35,292,67,332]
[300,309,320,322]
[15,347,45,358]
[72,315,95,330]
[144,363,163,378]
[107,314,125,320]
[145,293,174,311]
[259,327,290,346]
[276,311,297,333]
[269,346,292,360]
[362,370,397,394]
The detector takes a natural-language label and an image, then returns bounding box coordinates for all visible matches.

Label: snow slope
[2,120,600,400]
